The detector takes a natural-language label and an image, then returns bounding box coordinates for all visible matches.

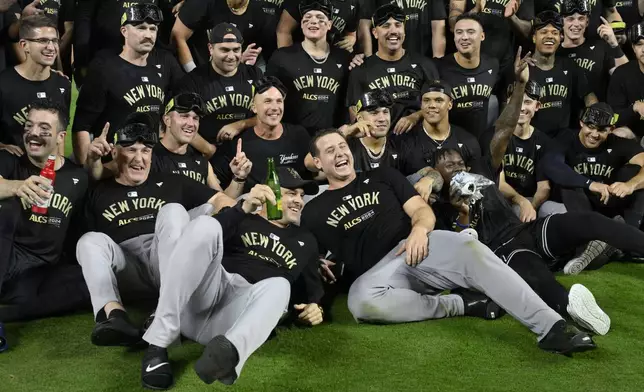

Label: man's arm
[171,17,196,72]
[431,20,446,58]
[448,0,466,31]
[603,6,623,22]
[276,9,297,48]
[73,131,92,166]
[490,80,526,170]
[0,176,20,199]
[358,19,372,56]
[499,170,536,222]
[532,180,550,209]
[610,152,644,196]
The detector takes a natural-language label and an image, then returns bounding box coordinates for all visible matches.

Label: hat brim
[283,180,319,196]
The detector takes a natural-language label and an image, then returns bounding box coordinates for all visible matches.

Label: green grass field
[2,263,644,392]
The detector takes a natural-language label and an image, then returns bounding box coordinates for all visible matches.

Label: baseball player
[139,168,323,389]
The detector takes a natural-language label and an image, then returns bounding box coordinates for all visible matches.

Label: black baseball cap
[355,90,394,113]
[580,103,619,128]
[532,11,563,33]
[299,0,333,18]
[628,22,644,43]
[421,80,454,99]
[121,3,163,26]
[209,23,244,45]
[255,76,288,98]
[277,167,319,195]
[372,4,406,27]
[560,0,590,16]
[164,93,206,117]
[114,113,158,147]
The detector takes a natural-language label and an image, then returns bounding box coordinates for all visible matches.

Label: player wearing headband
[558,0,628,103]
[347,4,439,133]
[175,23,263,158]
[516,10,598,139]
[607,22,644,138]
[277,0,360,51]
[497,80,567,221]
[72,3,183,165]
[267,0,351,136]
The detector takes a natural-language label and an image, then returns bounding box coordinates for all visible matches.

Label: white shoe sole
[563,258,586,275]
[567,284,611,336]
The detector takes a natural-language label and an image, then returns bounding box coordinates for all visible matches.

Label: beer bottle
[32,155,56,215]
[265,157,282,220]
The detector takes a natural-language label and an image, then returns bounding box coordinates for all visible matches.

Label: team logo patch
[195,160,201,165]
[569,53,577,58]
[141,77,149,82]
[269,233,280,241]
[516,147,523,153]
[156,64,162,69]
[590,46,595,50]
[72,178,79,185]
[363,179,370,184]
[467,77,475,83]
[536,144,542,150]
[546,77,554,83]
[156,182,163,187]
[178,162,187,168]
[158,73,162,78]
[314,68,322,74]
[128,191,138,198]
[392,154,398,159]
[37,92,47,98]
[411,64,417,68]
[458,143,463,148]
[488,69,493,74]
[387,68,396,73]
[587,157,596,162]
[351,5,355,9]
[248,80,254,84]
[248,23,254,28]
[607,149,612,154]
[337,64,342,68]
[59,88,66,94]
[563,71,568,75]
[298,241,305,246]
[343,195,353,201]
[225,86,234,92]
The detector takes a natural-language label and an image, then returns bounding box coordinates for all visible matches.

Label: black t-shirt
[348,136,423,175]
[360,0,446,57]
[85,173,215,243]
[0,68,71,146]
[397,123,482,169]
[437,54,499,138]
[72,51,183,140]
[211,123,311,190]
[222,213,323,303]
[39,0,75,25]
[503,128,552,197]
[346,52,439,126]
[283,0,359,45]
[178,0,282,60]
[176,63,263,144]
[559,132,643,184]
[524,58,591,137]
[0,152,88,266]
[607,61,644,137]
[151,143,209,185]
[301,167,417,279]
[554,0,616,41]
[92,0,159,54]
[0,5,20,73]
[558,40,615,102]
[266,44,350,135]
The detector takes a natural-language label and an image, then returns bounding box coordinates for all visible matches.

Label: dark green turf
[2,263,644,392]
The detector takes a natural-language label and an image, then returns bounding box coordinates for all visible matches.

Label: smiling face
[435,149,469,184]
[23,109,64,159]
[578,121,611,148]
[164,110,200,144]
[301,10,331,41]
[534,24,561,54]
[633,39,644,66]
[454,18,484,56]
[563,13,588,41]
[357,107,391,138]
[513,94,540,126]
[253,87,284,127]
[279,187,306,225]
[421,91,452,125]
[313,132,355,182]
[121,22,158,54]
[209,37,242,75]
[374,17,405,53]
[21,26,59,66]
[112,142,152,185]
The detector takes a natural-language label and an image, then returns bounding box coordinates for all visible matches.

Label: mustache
[141,39,154,45]
[25,135,46,144]
[385,33,401,39]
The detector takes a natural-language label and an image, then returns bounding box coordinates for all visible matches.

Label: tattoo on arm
[416,166,445,192]
[490,82,526,170]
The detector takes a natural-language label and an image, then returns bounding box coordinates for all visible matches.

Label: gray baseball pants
[347,230,564,340]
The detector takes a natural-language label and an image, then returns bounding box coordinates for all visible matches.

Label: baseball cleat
[452,288,505,320]
[567,284,610,336]
[194,335,239,385]
[141,345,174,390]
[0,322,8,353]
[563,216,624,275]
[91,312,142,347]
[538,320,597,356]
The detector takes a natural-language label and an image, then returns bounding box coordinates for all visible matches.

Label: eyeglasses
[24,38,59,45]
[165,93,206,116]
[372,4,406,27]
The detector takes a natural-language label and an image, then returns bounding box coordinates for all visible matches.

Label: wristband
[455,220,469,229]
[610,45,624,58]
[183,61,196,72]
[584,179,592,189]
[233,176,246,183]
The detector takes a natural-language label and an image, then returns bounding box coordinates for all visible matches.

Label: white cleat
[460,228,478,241]
[567,284,611,336]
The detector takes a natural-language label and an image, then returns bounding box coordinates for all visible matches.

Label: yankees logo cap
[209,23,244,44]
[278,167,319,195]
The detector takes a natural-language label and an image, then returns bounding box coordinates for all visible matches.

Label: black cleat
[141,345,173,390]
[538,320,597,356]
[91,312,142,347]
[194,335,240,385]
[452,288,505,320]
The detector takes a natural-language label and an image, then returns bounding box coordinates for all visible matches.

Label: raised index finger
[100,122,110,139]
[600,16,609,25]
[236,138,243,156]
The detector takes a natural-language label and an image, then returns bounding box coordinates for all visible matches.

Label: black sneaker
[91,311,142,346]
[141,345,173,390]
[0,322,8,353]
[194,335,239,385]
[538,320,597,356]
[452,289,505,320]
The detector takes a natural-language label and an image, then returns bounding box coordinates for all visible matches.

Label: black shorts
[492,214,558,268]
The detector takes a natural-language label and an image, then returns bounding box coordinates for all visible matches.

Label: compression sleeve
[540,151,592,189]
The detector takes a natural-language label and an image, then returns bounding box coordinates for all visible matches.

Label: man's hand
[22,0,43,16]
[319,258,336,284]
[395,227,429,267]
[516,196,537,222]
[343,120,375,138]
[598,16,619,48]
[589,181,611,204]
[393,113,419,135]
[348,54,365,70]
[229,139,252,180]
[335,34,356,52]
[87,123,113,163]
[633,101,644,119]
[514,46,534,83]
[242,43,262,66]
[294,303,323,326]
[474,0,486,13]
[0,0,17,13]
[16,175,52,206]
[504,0,519,17]
[172,0,185,16]
[242,184,276,213]
[609,181,635,198]
[0,143,24,156]
[217,123,243,142]
[414,176,435,203]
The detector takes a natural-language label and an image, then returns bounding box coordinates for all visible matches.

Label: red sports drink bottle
[31,155,56,215]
